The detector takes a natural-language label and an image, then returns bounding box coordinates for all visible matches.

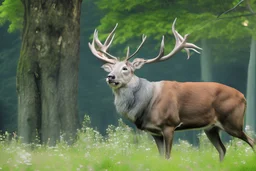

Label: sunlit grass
[0,117,255,171]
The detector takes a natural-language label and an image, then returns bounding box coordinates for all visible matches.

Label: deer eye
[122,67,128,71]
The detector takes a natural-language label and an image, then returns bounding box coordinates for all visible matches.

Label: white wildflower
[16,150,32,165]
[241,160,246,164]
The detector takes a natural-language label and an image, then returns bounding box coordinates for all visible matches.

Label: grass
[0,117,256,171]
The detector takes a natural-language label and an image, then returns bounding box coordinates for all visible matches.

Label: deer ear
[101,63,113,72]
[131,58,146,70]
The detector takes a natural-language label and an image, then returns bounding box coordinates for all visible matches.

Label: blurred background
[0,0,255,145]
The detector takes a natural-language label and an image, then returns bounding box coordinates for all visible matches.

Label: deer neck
[113,76,154,122]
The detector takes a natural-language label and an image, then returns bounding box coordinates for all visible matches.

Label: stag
[88,19,255,161]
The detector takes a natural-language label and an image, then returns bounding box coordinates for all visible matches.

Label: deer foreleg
[163,127,175,159]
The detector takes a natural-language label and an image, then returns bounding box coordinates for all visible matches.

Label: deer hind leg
[224,126,255,151]
[152,135,165,157]
[238,131,255,151]
[204,127,226,161]
[221,105,255,151]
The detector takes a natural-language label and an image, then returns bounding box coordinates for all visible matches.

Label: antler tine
[145,36,165,63]
[88,39,116,64]
[174,29,202,59]
[125,34,147,61]
[93,29,103,48]
[88,24,121,63]
[159,36,165,57]
[93,28,118,60]
[104,23,118,48]
[126,46,130,58]
[144,18,202,64]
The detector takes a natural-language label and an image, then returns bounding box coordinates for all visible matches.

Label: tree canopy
[91,0,255,63]
[95,1,251,40]
[1,0,255,42]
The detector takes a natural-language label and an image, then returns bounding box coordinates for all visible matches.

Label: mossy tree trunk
[17,0,82,145]
[245,38,256,132]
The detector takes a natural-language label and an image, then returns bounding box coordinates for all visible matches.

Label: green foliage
[0,0,23,32]
[92,0,256,63]
[94,0,255,44]
[0,116,256,171]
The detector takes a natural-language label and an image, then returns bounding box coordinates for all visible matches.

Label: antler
[89,19,201,64]
[88,24,119,64]
[143,18,202,64]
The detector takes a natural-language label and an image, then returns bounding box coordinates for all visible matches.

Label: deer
[88,18,255,161]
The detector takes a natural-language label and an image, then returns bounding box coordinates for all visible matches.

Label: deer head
[88,18,202,89]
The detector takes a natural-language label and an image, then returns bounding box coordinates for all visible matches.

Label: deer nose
[107,74,115,80]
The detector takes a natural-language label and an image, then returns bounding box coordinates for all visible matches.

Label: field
[0,117,255,171]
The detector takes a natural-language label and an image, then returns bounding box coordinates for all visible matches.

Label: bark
[200,39,212,82]
[17,0,82,145]
[245,38,256,131]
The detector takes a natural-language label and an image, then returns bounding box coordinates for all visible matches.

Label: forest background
[0,0,255,145]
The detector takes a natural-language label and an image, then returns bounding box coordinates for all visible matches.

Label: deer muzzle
[106,74,120,86]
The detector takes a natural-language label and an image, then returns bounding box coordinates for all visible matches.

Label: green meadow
[0,117,255,171]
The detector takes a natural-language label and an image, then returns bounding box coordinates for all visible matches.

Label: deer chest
[114,93,137,121]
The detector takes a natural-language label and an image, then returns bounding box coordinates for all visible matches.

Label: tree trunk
[17,0,82,145]
[197,39,213,144]
[200,39,212,82]
[245,37,256,132]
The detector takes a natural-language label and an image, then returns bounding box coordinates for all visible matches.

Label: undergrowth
[0,116,255,171]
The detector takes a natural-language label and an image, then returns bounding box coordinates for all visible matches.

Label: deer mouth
[110,81,120,86]
[106,79,120,87]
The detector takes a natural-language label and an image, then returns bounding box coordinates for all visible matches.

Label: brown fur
[146,81,254,161]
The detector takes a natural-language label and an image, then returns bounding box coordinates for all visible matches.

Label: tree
[246,37,256,131]
[1,0,82,145]
[217,0,256,132]
[243,1,256,132]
